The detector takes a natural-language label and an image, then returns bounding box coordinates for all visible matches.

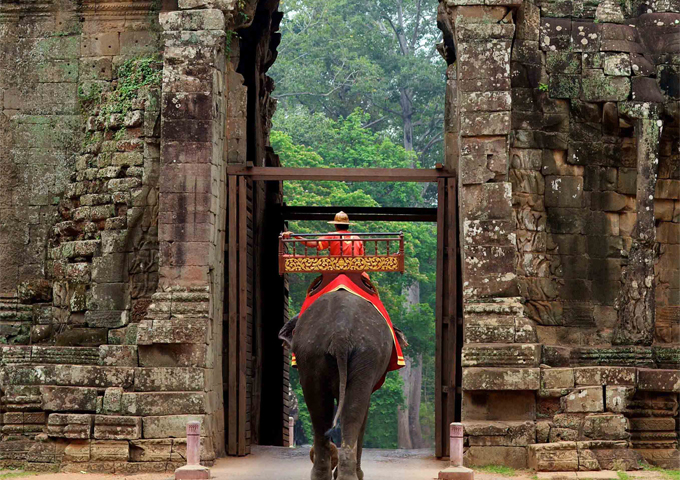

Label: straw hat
[328,211,354,225]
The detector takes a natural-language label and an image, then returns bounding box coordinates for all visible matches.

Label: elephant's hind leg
[301,373,335,480]
[337,381,373,480]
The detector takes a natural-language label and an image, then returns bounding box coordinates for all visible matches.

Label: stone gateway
[0,0,678,472]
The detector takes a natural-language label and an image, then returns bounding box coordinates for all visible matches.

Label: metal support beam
[226,166,453,182]
[281,206,437,223]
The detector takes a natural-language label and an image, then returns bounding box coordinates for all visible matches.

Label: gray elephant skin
[279,289,407,480]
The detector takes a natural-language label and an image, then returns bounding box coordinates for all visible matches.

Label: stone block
[47,414,93,439]
[462,344,540,367]
[463,367,540,390]
[541,368,574,390]
[85,310,128,329]
[462,183,513,221]
[574,367,636,386]
[629,417,676,431]
[159,9,225,31]
[605,386,636,414]
[99,345,138,367]
[122,392,206,416]
[90,440,129,461]
[41,387,98,412]
[130,439,172,462]
[134,367,205,392]
[604,53,631,76]
[561,387,604,413]
[63,440,91,462]
[464,446,527,469]
[510,169,545,195]
[528,442,579,471]
[94,416,142,440]
[571,22,600,52]
[81,34,120,56]
[540,18,572,51]
[466,421,536,446]
[464,314,516,344]
[142,415,205,439]
[138,344,206,367]
[637,369,680,392]
[582,414,629,440]
[545,208,585,234]
[582,70,631,102]
[102,387,123,414]
[545,176,584,208]
[461,112,511,136]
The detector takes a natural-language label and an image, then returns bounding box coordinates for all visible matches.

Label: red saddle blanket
[291,274,405,391]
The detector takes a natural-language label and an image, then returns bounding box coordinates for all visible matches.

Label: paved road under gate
[213,446,448,480]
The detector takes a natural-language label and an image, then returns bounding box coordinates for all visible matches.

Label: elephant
[279,289,407,480]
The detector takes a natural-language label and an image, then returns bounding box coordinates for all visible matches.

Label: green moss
[474,465,517,476]
[0,472,40,480]
[80,56,161,136]
[616,472,631,480]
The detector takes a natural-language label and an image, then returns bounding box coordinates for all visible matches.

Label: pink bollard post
[438,422,474,480]
[450,422,464,467]
[187,421,201,465]
[175,421,210,480]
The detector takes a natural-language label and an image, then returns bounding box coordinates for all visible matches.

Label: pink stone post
[450,422,464,467]
[438,422,473,480]
[175,421,210,480]
[289,416,295,447]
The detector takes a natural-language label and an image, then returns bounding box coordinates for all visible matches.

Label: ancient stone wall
[439,0,679,470]
[0,0,284,469]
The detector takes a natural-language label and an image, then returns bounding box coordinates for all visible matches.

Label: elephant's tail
[328,350,348,434]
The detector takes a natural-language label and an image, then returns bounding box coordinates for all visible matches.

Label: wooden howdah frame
[278,232,405,275]
[226,167,461,458]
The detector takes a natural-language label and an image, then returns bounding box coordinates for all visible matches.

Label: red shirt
[315,230,364,256]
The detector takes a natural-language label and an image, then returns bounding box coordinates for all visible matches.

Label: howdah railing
[278,232,405,275]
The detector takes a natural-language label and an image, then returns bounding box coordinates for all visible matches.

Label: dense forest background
[268,0,447,449]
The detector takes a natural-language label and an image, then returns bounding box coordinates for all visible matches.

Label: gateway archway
[222,166,462,458]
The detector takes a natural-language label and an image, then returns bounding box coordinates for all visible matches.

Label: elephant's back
[294,290,394,358]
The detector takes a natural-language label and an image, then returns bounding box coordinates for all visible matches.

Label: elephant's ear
[393,326,409,349]
[278,314,298,349]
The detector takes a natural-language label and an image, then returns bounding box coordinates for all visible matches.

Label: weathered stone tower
[0,0,678,472]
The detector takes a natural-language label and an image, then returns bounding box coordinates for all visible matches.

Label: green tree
[270,0,446,169]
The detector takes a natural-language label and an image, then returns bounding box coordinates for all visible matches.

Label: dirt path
[1,447,674,480]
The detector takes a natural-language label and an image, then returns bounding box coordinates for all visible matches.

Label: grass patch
[617,472,631,480]
[0,472,40,480]
[641,464,680,480]
[475,465,517,476]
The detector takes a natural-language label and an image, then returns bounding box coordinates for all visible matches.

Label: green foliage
[538,83,549,92]
[363,373,404,448]
[79,57,162,137]
[0,472,40,480]
[475,465,517,476]
[616,472,631,480]
[270,0,446,169]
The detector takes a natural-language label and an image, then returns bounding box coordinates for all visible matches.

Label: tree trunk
[408,354,425,448]
[398,281,425,449]
[399,88,414,158]
[397,358,413,449]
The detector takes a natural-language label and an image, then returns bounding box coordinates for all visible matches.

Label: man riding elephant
[279,213,406,480]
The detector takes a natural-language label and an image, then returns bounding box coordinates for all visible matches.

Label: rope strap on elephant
[291,274,405,390]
